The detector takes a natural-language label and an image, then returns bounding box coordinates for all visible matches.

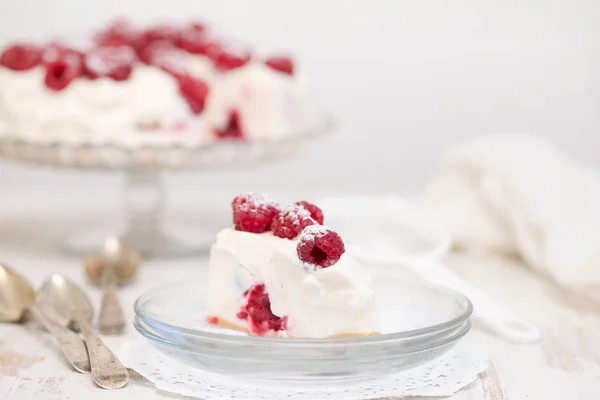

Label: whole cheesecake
[206,193,381,338]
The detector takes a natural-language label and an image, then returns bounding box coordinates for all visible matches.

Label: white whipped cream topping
[0,65,195,141]
[206,228,380,338]
[0,58,315,148]
[202,62,314,141]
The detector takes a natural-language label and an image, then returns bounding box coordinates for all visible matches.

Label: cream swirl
[0,65,193,139]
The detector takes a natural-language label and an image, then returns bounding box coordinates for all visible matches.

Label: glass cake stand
[0,116,332,258]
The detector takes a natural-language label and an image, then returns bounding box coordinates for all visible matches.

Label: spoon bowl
[37,274,94,327]
[84,237,139,335]
[84,237,140,285]
[37,274,130,389]
[0,264,90,373]
[0,263,35,322]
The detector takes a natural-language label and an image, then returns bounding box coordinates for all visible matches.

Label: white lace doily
[118,339,488,399]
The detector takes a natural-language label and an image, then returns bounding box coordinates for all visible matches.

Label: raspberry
[231,192,280,233]
[41,43,83,65]
[210,47,251,72]
[176,74,209,114]
[237,283,287,335]
[297,225,345,269]
[294,201,324,224]
[94,19,137,47]
[83,45,136,81]
[44,53,82,91]
[137,40,186,76]
[0,44,42,71]
[272,205,317,239]
[264,56,294,75]
[197,40,223,58]
[175,24,209,54]
[134,25,180,63]
[190,22,207,32]
[136,25,179,50]
[214,109,244,139]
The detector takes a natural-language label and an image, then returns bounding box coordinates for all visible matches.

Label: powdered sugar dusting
[144,41,187,75]
[281,204,311,222]
[233,192,280,211]
[178,25,207,49]
[41,44,64,64]
[300,224,330,238]
[297,225,346,268]
[94,19,137,46]
[85,46,136,76]
[271,204,316,239]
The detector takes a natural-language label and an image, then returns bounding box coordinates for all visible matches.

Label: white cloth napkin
[420,134,600,304]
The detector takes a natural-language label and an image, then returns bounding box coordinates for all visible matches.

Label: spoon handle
[27,304,91,373]
[98,271,126,335]
[77,318,129,389]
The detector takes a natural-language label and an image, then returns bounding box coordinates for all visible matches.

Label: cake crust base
[206,316,380,338]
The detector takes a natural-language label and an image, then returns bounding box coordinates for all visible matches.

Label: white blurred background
[0,0,599,202]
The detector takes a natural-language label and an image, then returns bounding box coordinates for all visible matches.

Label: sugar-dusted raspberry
[210,47,251,72]
[44,53,82,91]
[231,192,280,233]
[264,56,294,75]
[176,74,209,114]
[214,109,244,139]
[94,19,138,47]
[294,201,324,225]
[41,43,83,65]
[237,283,287,335]
[138,40,186,76]
[0,44,42,71]
[271,205,317,239]
[135,25,180,55]
[175,23,209,55]
[83,45,136,81]
[134,25,180,68]
[297,225,345,269]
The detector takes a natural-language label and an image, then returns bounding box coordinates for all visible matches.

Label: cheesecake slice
[206,193,380,338]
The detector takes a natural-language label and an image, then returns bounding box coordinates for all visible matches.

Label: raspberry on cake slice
[296,225,345,269]
[271,204,316,239]
[293,200,324,224]
[231,192,280,233]
[236,283,288,335]
[205,193,380,338]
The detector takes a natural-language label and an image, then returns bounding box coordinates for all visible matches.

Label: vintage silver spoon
[0,264,90,373]
[84,237,139,335]
[37,274,129,389]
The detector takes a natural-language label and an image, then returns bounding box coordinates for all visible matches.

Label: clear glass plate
[133,277,473,385]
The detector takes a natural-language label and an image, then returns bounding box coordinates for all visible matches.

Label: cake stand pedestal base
[61,172,215,259]
[62,223,215,259]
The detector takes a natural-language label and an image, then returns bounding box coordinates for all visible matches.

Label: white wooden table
[0,200,599,400]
